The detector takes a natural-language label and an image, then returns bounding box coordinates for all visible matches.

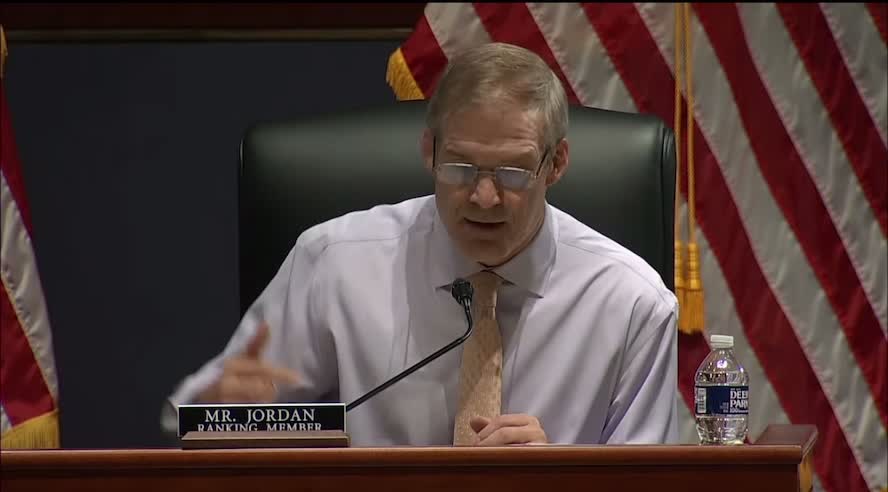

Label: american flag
[386,4,887,491]
[0,25,60,449]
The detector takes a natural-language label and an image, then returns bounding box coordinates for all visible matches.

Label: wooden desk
[1,424,816,492]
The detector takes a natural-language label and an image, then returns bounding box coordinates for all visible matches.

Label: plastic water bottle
[694,334,749,445]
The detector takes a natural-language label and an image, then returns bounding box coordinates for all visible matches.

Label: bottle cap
[710,334,734,349]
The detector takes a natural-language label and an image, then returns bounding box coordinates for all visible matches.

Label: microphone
[345,279,474,412]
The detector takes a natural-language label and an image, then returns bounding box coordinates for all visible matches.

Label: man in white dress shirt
[165,42,679,446]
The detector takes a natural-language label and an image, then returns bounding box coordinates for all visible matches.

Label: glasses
[432,137,550,191]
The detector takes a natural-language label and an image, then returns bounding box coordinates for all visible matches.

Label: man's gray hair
[426,42,569,149]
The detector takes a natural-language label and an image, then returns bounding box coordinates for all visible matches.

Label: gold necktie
[453,271,504,445]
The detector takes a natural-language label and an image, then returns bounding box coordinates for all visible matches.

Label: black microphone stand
[345,279,474,412]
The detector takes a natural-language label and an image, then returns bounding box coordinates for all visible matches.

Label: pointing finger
[244,322,270,359]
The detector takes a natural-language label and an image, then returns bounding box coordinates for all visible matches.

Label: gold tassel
[1,25,8,79]
[1,410,60,449]
[386,48,425,101]
[681,2,704,333]
[675,240,690,332]
[685,242,705,332]
[673,4,690,332]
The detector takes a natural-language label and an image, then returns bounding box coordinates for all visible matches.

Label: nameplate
[177,403,346,437]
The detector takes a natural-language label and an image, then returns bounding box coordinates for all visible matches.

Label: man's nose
[469,175,502,209]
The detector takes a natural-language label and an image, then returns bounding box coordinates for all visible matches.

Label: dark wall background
[4,39,402,448]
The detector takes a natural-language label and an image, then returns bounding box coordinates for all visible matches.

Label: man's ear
[546,138,570,187]
[421,128,435,174]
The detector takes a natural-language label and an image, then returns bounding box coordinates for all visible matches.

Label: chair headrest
[238,101,675,312]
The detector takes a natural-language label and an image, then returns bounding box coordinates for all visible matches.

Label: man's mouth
[464,218,506,231]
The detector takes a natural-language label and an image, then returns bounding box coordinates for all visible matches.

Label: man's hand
[197,322,300,403]
[469,414,548,446]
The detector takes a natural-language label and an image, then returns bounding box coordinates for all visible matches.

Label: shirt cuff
[160,365,224,435]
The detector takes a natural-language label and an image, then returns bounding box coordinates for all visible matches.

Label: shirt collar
[427,202,557,298]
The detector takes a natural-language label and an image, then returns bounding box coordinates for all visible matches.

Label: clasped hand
[467,414,548,446]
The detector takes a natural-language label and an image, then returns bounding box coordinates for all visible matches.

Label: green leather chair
[238,101,676,314]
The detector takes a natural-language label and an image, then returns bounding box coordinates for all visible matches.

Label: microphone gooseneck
[345,278,475,412]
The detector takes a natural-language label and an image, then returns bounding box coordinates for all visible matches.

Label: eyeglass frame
[431,136,552,191]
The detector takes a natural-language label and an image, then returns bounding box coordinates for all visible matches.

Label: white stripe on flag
[526,3,637,112]
[636,4,885,488]
[425,3,492,60]
[819,2,888,146]
[737,2,887,334]
[0,173,59,403]
[634,4,679,75]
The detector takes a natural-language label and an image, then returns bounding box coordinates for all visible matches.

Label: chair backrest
[238,101,675,314]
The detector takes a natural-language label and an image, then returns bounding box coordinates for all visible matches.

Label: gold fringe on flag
[386,48,426,101]
[674,4,704,334]
[0,410,60,449]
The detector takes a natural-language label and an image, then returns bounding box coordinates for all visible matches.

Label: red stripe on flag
[399,14,449,98]
[584,4,869,491]
[696,3,887,428]
[778,3,888,236]
[866,3,888,45]
[0,285,55,425]
[0,83,33,235]
[471,3,581,105]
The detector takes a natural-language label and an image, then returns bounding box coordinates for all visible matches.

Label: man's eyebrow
[442,144,537,163]
[440,145,470,160]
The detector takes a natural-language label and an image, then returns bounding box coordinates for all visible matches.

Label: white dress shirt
[164,195,679,445]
